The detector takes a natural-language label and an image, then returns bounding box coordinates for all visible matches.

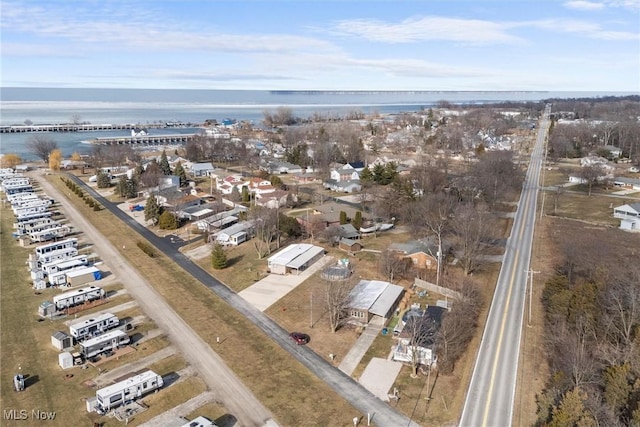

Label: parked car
[289,332,310,345]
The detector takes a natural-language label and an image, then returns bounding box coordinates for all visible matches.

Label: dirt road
[34,171,276,427]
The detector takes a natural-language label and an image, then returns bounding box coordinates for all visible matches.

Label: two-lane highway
[460,106,550,427]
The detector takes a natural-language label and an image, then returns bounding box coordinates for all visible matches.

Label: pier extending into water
[84,134,198,146]
[0,122,192,133]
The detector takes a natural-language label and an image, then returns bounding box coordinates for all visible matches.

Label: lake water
[1,88,634,160]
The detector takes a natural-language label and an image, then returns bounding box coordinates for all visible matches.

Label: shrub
[136,241,157,257]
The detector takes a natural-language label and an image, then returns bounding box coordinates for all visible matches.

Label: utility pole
[525,269,540,326]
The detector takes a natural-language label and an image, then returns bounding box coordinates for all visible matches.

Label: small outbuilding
[58,351,73,369]
[339,238,362,254]
[51,331,73,351]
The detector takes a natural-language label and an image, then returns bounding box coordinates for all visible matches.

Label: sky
[1,0,639,91]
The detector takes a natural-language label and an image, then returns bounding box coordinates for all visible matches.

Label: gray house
[190,162,216,177]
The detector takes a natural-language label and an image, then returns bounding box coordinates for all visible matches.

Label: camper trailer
[34,238,78,257]
[15,211,53,224]
[13,204,49,217]
[53,286,105,310]
[36,247,79,267]
[29,225,71,243]
[41,255,89,276]
[69,313,119,342]
[95,370,163,414]
[80,329,130,359]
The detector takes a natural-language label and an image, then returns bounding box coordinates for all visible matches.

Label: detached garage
[267,244,325,275]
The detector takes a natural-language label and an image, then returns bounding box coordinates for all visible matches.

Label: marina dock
[83,133,199,145]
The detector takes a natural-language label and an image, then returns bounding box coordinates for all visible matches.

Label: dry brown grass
[185,402,229,425]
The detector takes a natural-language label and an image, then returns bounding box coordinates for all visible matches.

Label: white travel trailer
[80,329,130,358]
[69,312,119,342]
[11,198,52,210]
[15,211,53,223]
[29,225,72,243]
[36,247,79,267]
[95,370,163,414]
[13,204,49,216]
[3,184,34,195]
[41,255,89,276]
[34,238,78,257]
[53,285,105,310]
[15,217,57,231]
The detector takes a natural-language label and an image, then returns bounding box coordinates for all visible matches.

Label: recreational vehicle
[15,211,53,223]
[41,255,88,276]
[36,247,79,267]
[20,220,62,235]
[80,329,130,358]
[11,198,52,210]
[35,238,78,257]
[69,312,119,341]
[13,204,49,216]
[3,185,34,195]
[15,217,57,231]
[53,285,105,310]
[29,225,71,243]
[95,370,163,414]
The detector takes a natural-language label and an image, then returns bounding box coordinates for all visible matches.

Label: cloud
[1,1,337,55]
[563,1,605,10]
[527,18,640,40]
[330,16,523,45]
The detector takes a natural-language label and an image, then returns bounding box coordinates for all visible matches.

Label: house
[392,305,445,367]
[339,238,362,254]
[613,203,640,231]
[254,190,293,209]
[213,221,254,246]
[297,202,366,233]
[602,145,623,158]
[346,279,405,325]
[262,160,304,175]
[338,223,360,240]
[612,177,640,192]
[267,244,325,275]
[190,162,216,177]
[323,179,362,193]
[154,188,202,210]
[330,167,361,182]
[389,238,449,270]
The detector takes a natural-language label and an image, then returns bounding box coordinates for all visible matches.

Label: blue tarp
[93,271,102,280]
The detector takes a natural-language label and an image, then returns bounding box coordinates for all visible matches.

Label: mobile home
[35,238,78,257]
[95,370,163,414]
[80,329,130,358]
[36,247,79,267]
[69,312,119,342]
[41,255,89,276]
[53,285,105,310]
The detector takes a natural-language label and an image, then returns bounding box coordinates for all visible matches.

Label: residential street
[34,171,277,427]
[56,172,416,426]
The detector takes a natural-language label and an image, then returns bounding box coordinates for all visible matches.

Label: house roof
[369,283,404,317]
[349,280,389,310]
[191,162,215,171]
[615,203,640,214]
[339,223,360,239]
[339,238,360,247]
[390,239,438,256]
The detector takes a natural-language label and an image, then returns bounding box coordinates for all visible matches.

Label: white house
[346,279,405,325]
[267,244,325,275]
[613,203,640,231]
[190,162,216,177]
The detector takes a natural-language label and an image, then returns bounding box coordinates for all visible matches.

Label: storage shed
[51,331,73,351]
[58,351,73,369]
[267,244,324,275]
[66,266,102,287]
[39,300,56,317]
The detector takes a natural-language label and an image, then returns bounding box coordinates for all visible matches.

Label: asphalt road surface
[34,172,276,427]
[459,105,550,427]
[63,175,415,426]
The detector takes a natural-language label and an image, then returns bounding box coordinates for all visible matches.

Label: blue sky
[1,0,639,91]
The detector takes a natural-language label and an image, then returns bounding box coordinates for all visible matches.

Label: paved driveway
[239,256,333,311]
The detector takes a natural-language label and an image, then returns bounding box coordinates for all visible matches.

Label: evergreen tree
[353,211,363,230]
[144,194,163,225]
[158,210,178,230]
[211,243,228,269]
[117,176,138,199]
[96,170,111,188]
[241,186,250,203]
[359,166,373,183]
[159,150,171,175]
[173,161,188,187]
[339,211,348,225]
[229,186,241,202]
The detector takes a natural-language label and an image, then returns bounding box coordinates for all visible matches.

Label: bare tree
[451,202,499,275]
[249,206,278,259]
[321,274,354,333]
[422,193,457,286]
[580,164,605,196]
[27,135,58,163]
[402,311,439,376]
[378,249,411,282]
[70,114,82,125]
[602,268,640,355]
